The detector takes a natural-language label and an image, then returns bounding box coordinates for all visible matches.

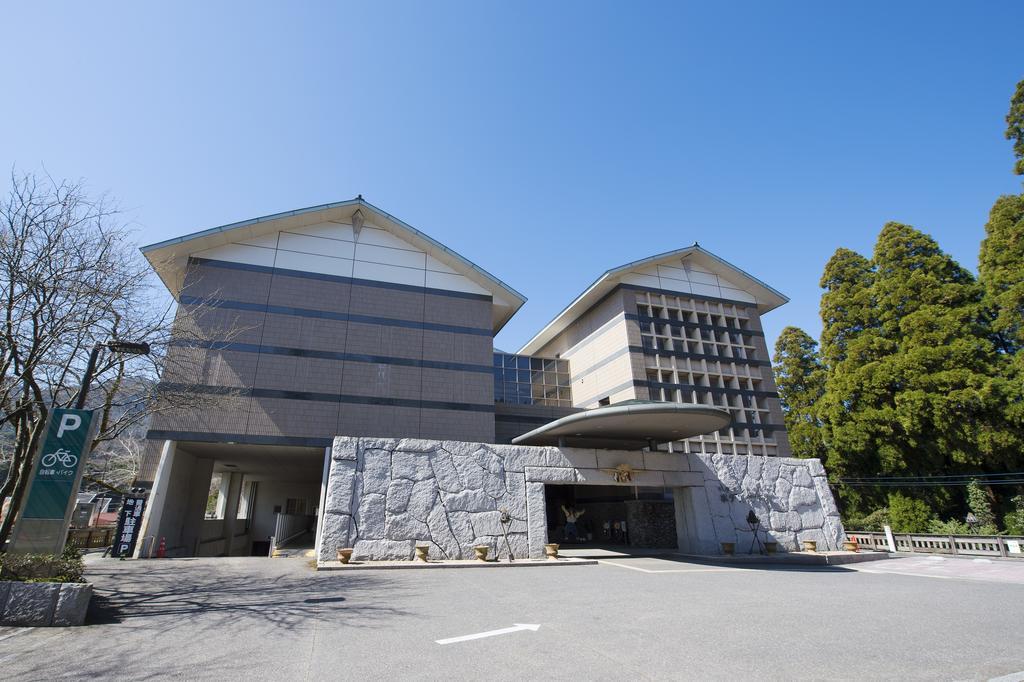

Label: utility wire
[841,471,1024,481]
[839,479,1024,488]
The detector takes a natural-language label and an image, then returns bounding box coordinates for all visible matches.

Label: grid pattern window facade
[493,353,572,407]
[634,291,780,457]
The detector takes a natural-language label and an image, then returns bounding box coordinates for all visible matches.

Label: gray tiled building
[135,199,792,558]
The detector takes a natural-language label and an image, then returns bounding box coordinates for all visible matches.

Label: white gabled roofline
[516,245,788,355]
[141,197,526,334]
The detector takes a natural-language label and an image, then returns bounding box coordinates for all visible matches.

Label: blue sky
[2,2,1021,353]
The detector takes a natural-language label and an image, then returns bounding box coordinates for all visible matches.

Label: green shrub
[929,518,1001,535]
[887,493,934,533]
[966,480,996,527]
[0,545,85,583]
[845,507,891,531]
[928,518,971,535]
[1005,494,1024,536]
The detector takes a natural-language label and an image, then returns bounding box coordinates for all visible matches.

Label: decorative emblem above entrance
[603,463,637,483]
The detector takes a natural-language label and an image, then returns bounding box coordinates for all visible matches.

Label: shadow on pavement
[560,545,859,573]
[84,557,411,630]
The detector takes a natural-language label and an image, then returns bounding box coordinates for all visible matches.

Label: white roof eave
[140,198,526,334]
[517,245,788,355]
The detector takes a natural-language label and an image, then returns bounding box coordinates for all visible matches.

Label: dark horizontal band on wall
[626,312,765,338]
[146,430,332,448]
[640,379,779,400]
[171,338,494,374]
[158,382,496,413]
[494,413,558,425]
[618,283,758,312]
[729,422,783,432]
[179,295,492,337]
[630,345,772,368]
[188,256,493,302]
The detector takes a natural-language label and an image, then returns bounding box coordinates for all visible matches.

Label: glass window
[517,356,531,369]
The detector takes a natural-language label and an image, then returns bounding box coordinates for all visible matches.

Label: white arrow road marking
[436,623,540,645]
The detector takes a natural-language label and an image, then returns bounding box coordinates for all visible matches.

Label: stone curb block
[0,581,92,627]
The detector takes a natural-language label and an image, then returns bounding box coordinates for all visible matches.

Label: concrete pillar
[214,474,231,519]
[135,440,176,558]
[314,446,331,560]
[180,458,215,556]
[133,441,214,558]
[673,487,696,554]
[674,485,719,555]
[220,472,244,555]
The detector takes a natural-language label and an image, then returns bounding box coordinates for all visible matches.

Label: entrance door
[544,484,677,549]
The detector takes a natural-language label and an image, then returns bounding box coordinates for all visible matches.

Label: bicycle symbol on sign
[41,448,78,468]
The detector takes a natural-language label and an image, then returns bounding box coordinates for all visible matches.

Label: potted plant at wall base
[0,546,91,626]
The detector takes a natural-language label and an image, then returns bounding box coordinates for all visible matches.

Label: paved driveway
[1,554,1023,681]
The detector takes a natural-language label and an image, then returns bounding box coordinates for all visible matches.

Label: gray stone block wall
[318,436,846,564]
[0,582,92,627]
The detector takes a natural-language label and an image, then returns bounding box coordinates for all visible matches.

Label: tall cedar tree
[818,225,1003,515]
[977,81,1024,474]
[1006,78,1024,176]
[816,248,879,513]
[772,327,826,461]
[979,195,1024,354]
[872,223,1001,510]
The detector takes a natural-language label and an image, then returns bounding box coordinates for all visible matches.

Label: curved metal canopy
[511,401,731,450]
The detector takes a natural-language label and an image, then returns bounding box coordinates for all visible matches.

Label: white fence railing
[846,531,1024,557]
[272,513,311,549]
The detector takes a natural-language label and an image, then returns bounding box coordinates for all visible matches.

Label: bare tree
[0,171,242,547]
[83,433,146,495]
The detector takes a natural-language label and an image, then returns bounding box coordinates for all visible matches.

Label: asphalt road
[2,553,1023,681]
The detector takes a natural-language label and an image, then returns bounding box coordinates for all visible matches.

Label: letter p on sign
[57,413,82,438]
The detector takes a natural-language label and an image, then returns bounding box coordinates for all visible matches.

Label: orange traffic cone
[156,536,166,558]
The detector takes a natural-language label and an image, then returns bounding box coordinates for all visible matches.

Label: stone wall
[317,436,845,564]
[687,454,846,554]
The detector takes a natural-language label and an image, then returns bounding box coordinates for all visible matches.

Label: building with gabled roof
[132,199,829,563]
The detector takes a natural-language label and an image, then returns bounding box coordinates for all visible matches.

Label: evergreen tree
[978,194,1024,354]
[818,248,876,367]
[870,222,998,478]
[1006,78,1024,176]
[816,248,883,514]
[965,479,996,528]
[978,194,1024,461]
[772,326,826,460]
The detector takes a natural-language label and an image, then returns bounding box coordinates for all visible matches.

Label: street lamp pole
[74,340,151,409]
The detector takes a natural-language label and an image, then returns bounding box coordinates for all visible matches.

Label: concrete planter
[473,545,490,561]
[764,541,778,555]
[336,548,353,564]
[544,543,559,559]
[802,540,818,552]
[414,544,430,562]
[720,542,735,555]
[842,540,859,553]
[0,581,92,627]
